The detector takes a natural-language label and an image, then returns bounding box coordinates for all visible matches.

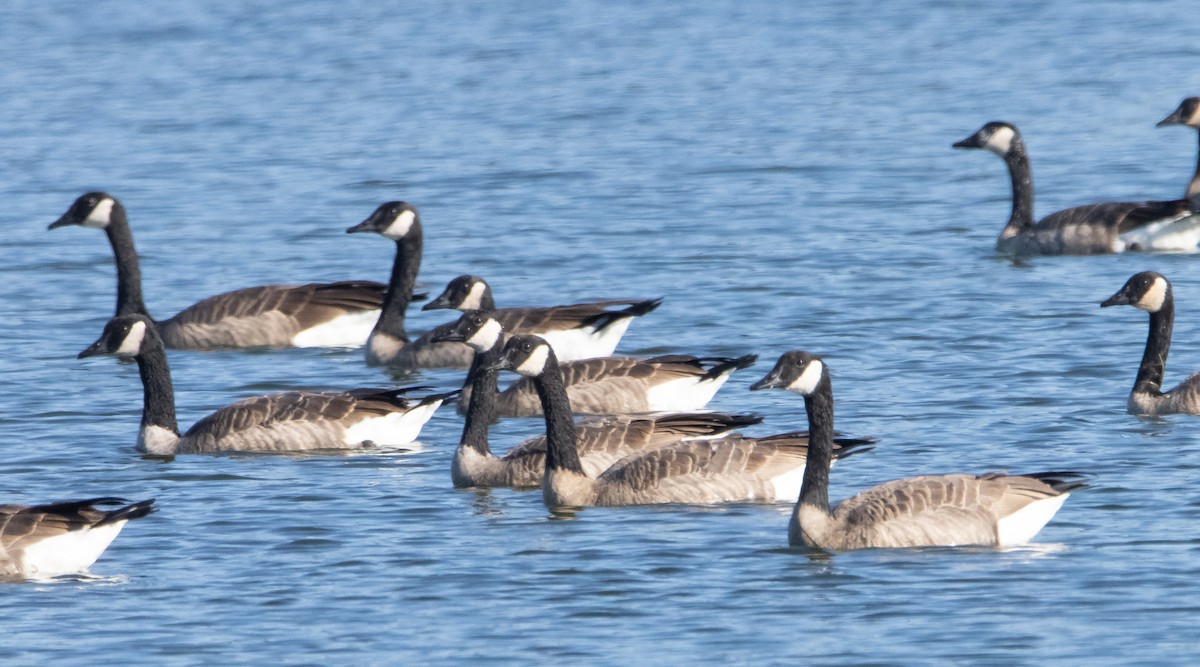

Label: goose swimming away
[953,122,1200,254]
[79,314,453,454]
[751,351,1085,550]
[0,498,154,579]
[1156,97,1200,201]
[1101,271,1200,415]
[490,335,874,508]
[423,274,661,364]
[436,310,756,417]
[50,192,388,350]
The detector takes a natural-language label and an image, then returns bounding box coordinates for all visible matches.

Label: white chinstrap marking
[459,281,488,310]
[983,126,1015,156]
[1136,276,1169,312]
[381,209,416,240]
[116,320,148,356]
[466,318,503,351]
[82,197,115,228]
[787,360,825,395]
[513,344,551,377]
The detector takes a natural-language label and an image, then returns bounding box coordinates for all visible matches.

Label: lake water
[2,1,1199,664]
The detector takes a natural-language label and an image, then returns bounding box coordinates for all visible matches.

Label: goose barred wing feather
[0,499,154,552]
[594,439,810,505]
[160,281,386,348]
[830,473,1078,549]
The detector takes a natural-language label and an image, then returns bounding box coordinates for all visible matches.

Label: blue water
[2,1,1199,664]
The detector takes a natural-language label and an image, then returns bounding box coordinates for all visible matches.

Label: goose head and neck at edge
[953,122,1035,246]
[491,335,589,506]
[50,193,151,320]
[1157,97,1200,202]
[346,202,423,364]
[751,351,835,547]
[1102,271,1175,406]
[78,314,181,455]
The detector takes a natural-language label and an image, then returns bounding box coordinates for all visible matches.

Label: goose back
[0,498,155,578]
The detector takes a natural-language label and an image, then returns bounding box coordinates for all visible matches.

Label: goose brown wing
[494,299,652,334]
[0,498,153,552]
[165,281,386,329]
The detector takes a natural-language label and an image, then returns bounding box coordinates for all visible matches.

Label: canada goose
[78,314,453,454]
[1157,97,1200,201]
[423,274,662,363]
[437,310,756,417]
[490,335,873,508]
[345,201,466,369]
[50,192,389,350]
[0,498,154,578]
[1101,271,1200,415]
[953,122,1200,254]
[751,351,1085,550]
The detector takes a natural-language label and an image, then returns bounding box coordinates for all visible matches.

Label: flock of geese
[5,97,1200,579]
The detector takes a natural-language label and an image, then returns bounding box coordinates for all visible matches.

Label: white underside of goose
[290,309,382,348]
[996,493,1070,546]
[537,318,635,362]
[343,399,445,447]
[19,522,129,577]
[1116,212,1200,252]
[646,375,731,412]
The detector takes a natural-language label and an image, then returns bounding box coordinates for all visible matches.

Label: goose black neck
[1002,139,1035,234]
[104,204,150,318]
[1187,132,1200,201]
[797,374,835,513]
[459,340,503,456]
[477,287,496,312]
[1136,294,1175,395]
[533,355,584,474]
[135,332,180,436]
[373,223,423,341]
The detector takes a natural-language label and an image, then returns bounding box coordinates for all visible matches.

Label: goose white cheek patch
[460,281,488,310]
[787,360,824,395]
[514,345,550,377]
[382,209,416,240]
[1137,277,1168,312]
[984,126,1014,156]
[82,198,115,228]
[115,320,148,356]
[466,318,502,350]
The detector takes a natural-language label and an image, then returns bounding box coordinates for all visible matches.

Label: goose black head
[346,201,420,240]
[1157,97,1200,128]
[79,314,156,359]
[423,275,491,312]
[430,310,503,351]
[50,192,120,230]
[751,350,826,396]
[1102,271,1171,313]
[953,121,1021,157]
[490,334,554,377]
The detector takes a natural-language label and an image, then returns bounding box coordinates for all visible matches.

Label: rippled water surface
[2,1,1199,664]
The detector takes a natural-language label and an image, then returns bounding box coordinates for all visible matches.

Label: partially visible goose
[345,202,475,369]
[490,335,873,508]
[79,314,453,454]
[423,274,662,363]
[751,351,1085,550]
[1157,97,1200,201]
[953,122,1200,254]
[50,192,388,350]
[437,310,756,417]
[1101,271,1200,415]
[1,497,154,579]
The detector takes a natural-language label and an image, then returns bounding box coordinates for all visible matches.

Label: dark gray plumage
[491,336,873,508]
[50,192,386,350]
[953,122,1200,254]
[79,314,453,454]
[752,351,1084,550]
[0,498,155,578]
[1101,271,1200,415]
